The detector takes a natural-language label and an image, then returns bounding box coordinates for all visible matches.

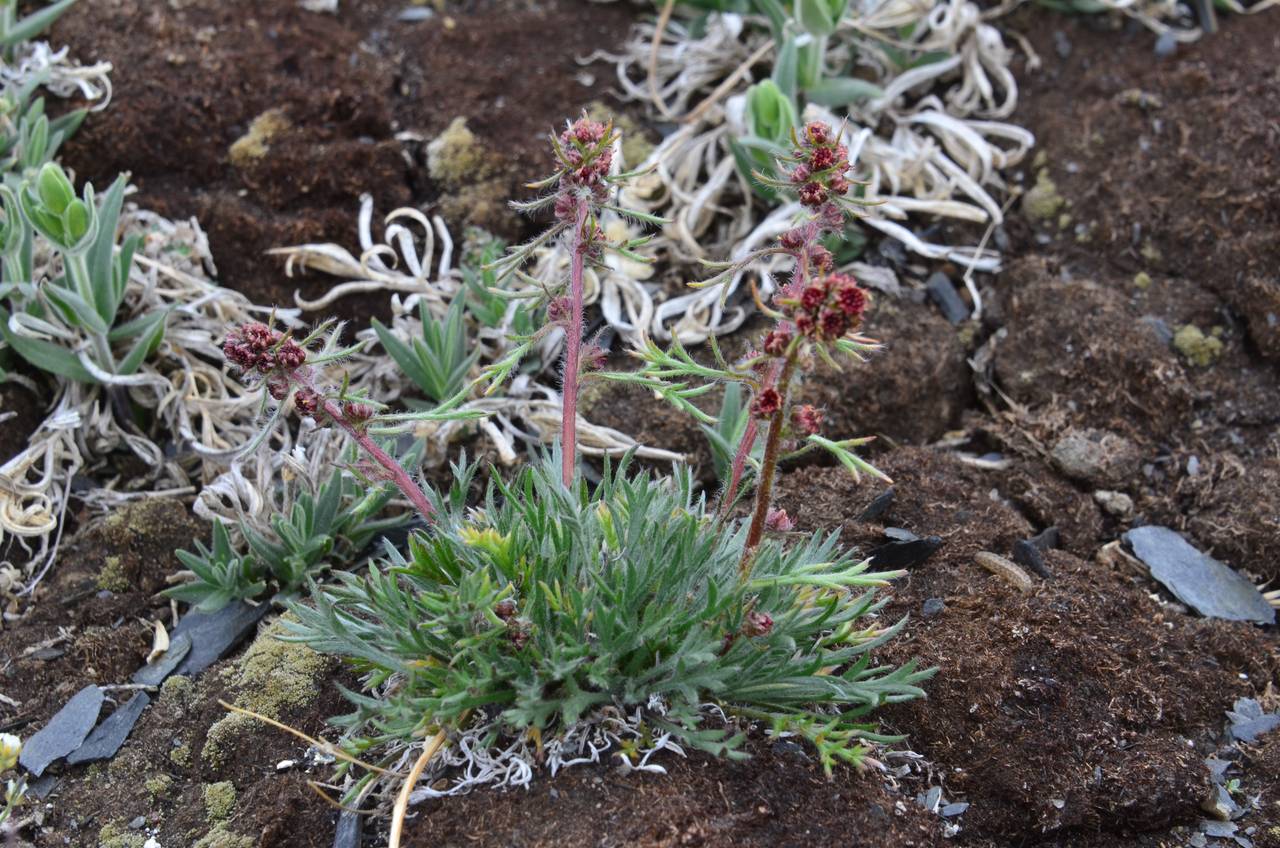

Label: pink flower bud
[804,122,830,146]
[798,182,828,208]
[266,374,290,401]
[294,387,322,416]
[750,387,783,419]
[743,610,773,637]
[343,401,375,424]
[779,229,804,251]
[792,404,823,436]
[762,326,792,357]
[809,245,834,273]
[764,508,794,532]
[276,339,307,370]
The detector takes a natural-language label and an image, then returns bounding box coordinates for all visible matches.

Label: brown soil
[0,378,43,464]
[5,6,1278,848]
[52,0,635,327]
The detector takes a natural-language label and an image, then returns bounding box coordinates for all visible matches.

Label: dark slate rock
[172,601,271,676]
[1226,698,1280,743]
[870,536,942,569]
[921,598,945,618]
[27,775,58,799]
[925,272,968,324]
[66,693,151,765]
[1013,539,1052,579]
[18,685,104,777]
[858,488,894,523]
[131,632,192,686]
[1028,526,1060,552]
[883,527,919,542]
[771,739,808,759]
[334,809,363,848]
[1124,526,1274,624]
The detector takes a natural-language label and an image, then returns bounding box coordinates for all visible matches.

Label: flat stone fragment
[869,536,942,569]
[1226,698,1280,743]
[131,632,192,686]
[1013,539,1052,579]
[18,685,105,777]
[66,693,151,765]
[334,810,362,848]
[858,488,894,522]
[172,600,271,676]
[940,802,970,817]
[925,272,968,324]
[1124,526,1274,624]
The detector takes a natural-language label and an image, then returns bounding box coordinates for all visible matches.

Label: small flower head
[809,244,834,273]
[293,387,323,416]
[742,610,774,638]
[762,326,792,357]
[787,120,850,209]
[800,283,827,311]
[819,308,847,339]
[546,295,572,327]
[494,599,517,621]
[275,338,307,370]
[343,401,375,426]
[764,508,794,532]
[779,229,804,252]
[792,404,823,436]
[580,341,609,372]
[798,181,828,208]
[751,387,783,419]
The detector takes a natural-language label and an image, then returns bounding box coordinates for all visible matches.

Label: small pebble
[1013,539,1052,579]
[1052,30,1072,58]
[922,598,946,618]
[1154,31,1177,58]
[859,488,894,523]
[128,816,147,830]
[1028,526,1060,552]
[925,272,969,324]
[940,802,969,817]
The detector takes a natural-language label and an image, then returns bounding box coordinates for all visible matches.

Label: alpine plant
[211,116,930,797]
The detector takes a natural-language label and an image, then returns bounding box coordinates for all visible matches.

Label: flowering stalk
[222,321,439,523]
[483,115,663,488]
[560,201,590,487]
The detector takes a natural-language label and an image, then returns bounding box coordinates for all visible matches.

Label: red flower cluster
[557,116,613,203]
[785,272,867,342]
[788,121,850,210]
[750,386,783,419]
[791,404,823,436]
[223,322,307,376]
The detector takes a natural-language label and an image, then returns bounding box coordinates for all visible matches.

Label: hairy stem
[320,397,436,523]
[291,366,436,522]
[718,361,781,521]
[739,350,798,579]
[561,201,590,488]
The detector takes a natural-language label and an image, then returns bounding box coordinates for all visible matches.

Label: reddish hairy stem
[290,367,436,522]
[738,350,799,579]
[717,361,781,521]
[560,201,590,488]
[319,397,437,523]
[718,415,758,520]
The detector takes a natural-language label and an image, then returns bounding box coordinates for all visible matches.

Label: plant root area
[0,4,1276,847]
